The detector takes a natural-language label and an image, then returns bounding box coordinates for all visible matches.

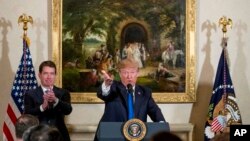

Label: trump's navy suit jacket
[97,80,165,122]
[24,86,72,141]
[94,81,166,141]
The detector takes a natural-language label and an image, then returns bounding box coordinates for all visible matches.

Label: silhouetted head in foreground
[15,114,39,140]
[23,124,63,141]
[150,131,183,141]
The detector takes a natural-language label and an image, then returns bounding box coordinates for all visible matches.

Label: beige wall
[1,0,250,141]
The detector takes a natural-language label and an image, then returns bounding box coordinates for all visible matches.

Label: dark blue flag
[3,36,38,141]
[204,48,242,140]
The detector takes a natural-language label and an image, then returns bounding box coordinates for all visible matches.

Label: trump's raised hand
[101,70,113,86]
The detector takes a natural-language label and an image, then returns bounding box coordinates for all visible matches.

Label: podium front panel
[145,122,170,139]
[97,122,169,141]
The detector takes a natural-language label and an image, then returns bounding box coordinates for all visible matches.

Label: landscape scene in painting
[62,0,186,93]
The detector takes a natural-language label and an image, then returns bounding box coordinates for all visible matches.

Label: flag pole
[3,14,37,141]
[219,16,233,133]
[17,14,33,111]
[218,17,242,128]
[219,16,232,68]
[204,17,241,141]
[219,16,233,104]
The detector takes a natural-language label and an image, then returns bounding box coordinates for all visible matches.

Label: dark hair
[39,60,57,74]
[15,114,39,139]
[150,131,183,141]
[23,124,64,141]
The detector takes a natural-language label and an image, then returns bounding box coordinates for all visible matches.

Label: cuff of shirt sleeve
[53,98,59,107]
[101,82,111,96]
[40,105,45,112]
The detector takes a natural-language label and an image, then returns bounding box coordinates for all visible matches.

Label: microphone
[127,83,133,94]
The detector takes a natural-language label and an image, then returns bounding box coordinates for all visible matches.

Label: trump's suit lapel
[134,86,145,118]
[117,82,130,120]
[118,83,128,107]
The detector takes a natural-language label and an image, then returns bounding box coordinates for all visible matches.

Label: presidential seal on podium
[122,118,147,141]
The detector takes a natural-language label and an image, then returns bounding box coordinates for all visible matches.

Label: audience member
[23,124,64,141]
[150,131,183,141]
[15,114,39,141]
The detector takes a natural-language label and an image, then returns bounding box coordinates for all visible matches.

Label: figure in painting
[132,43,143,68]
[139,43,147,68]
[167,40,175,60]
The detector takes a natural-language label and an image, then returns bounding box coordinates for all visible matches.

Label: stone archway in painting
[121,23,148,50]
[116,18,152,58]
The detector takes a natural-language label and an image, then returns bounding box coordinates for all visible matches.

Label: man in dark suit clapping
[24,60,72,141]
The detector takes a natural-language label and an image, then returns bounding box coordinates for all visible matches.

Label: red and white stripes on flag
[3,37,38,141]
[211,115,226,132]
[3,98,21,141]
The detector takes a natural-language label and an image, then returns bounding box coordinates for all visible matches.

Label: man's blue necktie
[128,92,134,120]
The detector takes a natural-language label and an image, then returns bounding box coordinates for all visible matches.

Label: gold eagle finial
[18,13,33,36]
[219,16,233,38]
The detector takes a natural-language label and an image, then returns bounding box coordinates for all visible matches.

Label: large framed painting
[52,0,196,103]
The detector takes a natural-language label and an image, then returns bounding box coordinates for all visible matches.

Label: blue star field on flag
[11,38,38,113]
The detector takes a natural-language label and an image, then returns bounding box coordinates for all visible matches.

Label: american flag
[3,37,38,141]
[204,45,242,141]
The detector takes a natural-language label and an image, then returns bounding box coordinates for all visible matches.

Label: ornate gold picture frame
[52,0,196,103]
